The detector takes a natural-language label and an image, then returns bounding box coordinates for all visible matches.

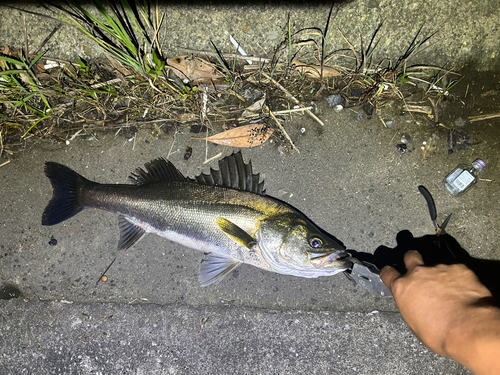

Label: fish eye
[309,237,323,248]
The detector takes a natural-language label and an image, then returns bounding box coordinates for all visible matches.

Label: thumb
[380,265,401,291]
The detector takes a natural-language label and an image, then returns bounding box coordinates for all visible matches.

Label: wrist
[446,304,500,374]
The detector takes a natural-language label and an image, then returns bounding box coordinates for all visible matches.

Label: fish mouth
[309,249,350,269]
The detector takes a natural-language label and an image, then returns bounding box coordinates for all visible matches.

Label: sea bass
[42,152,350,285]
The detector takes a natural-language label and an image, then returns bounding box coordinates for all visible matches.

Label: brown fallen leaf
[191,124,274,148]
[105,55,134,77]
[293,59,341,78]
[167,55,225,83]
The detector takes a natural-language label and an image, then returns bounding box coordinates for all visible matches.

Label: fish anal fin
[118,215,146,250]
[216,217,256,249]
[199,253,241,286]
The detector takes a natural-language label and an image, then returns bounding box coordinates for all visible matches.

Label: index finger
[380,265,401,291]
[403,250,425,271]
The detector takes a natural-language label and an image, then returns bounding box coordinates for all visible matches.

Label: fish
[42,152,350,286]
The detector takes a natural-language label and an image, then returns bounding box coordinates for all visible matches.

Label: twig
[167,130,178,159]
[386,131,398,149]
[269,110,300,154]
[261,72,324,126]
[91,77,126,89]
[244,106,313,119]
[96,257,116,286]
[468,113,500,122]
[177,47,272,63]
[203,151,224,165]
[378,115,387,128]
[170,312,184,330]
[0,160,10,168]
[338,28,359,69]
[404,104,432,115]
[428,97,439,123]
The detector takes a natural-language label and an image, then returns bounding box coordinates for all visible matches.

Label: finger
[403,250,425,270]
[380,265,401,290]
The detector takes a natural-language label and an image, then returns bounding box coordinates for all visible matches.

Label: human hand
[380,250,500,374]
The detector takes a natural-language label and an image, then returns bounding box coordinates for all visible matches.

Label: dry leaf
[293,59,341,78]
[241,97,266,118]
[191,124,274,148]
[167,55,225,83]
[105,55,134,77]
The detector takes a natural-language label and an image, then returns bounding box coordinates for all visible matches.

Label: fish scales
[83,181,292,262]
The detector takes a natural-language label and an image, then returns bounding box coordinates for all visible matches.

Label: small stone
[400,134,410,144]
[357,113,364,122]
[454,117,467,127]
[100,275,108,282]
[326,94,342,107]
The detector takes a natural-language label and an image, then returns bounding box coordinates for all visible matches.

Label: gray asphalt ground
[1,299,466,375]
[3,101,495,374]
[1,1,500,374]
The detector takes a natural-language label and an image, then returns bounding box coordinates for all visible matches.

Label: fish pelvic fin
[129,158,187,185]
[216,217,256,249]
[199,253,241,286]
[118,215,146,250]
[42,162,95,226]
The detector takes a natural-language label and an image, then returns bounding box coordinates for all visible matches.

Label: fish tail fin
[42,162,94,226]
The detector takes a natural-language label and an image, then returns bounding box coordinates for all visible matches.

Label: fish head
[257,213,351,277]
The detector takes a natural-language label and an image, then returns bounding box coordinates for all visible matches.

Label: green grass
[0,1,459,154]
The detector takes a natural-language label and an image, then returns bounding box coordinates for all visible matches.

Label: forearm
[446,304,500,375]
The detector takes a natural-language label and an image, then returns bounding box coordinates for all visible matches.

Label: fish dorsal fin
[195,151,265,194]
[199,253,241,286]
[129,158,186,185]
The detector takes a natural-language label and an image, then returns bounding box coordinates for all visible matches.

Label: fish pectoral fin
[199,253,241,287]
[117,215,146,250]
[216,217,256,249]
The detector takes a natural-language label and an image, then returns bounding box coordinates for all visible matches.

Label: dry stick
[469,113,500,122]
[177,47,272,63]
[386,131,398,149]
[261,72,324,126]
[91,77,124,89]
[338,29,359,68]
[269,110,300,154]
[428,97,439,123]
[404,104,432,115]
[96,257,116,286]
[150,8,165,55]
[244,106,313,119]
[203,151,224,165]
